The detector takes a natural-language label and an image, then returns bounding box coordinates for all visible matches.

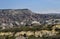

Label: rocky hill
[0,9,60,27]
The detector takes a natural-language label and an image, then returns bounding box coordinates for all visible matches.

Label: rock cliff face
[0,9,60,26]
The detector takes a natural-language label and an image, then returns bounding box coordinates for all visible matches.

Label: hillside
[0,9,60,27]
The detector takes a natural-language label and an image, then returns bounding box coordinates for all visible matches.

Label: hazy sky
[0,0,60,13]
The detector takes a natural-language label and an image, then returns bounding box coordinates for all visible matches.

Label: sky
[0,0,60,14]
